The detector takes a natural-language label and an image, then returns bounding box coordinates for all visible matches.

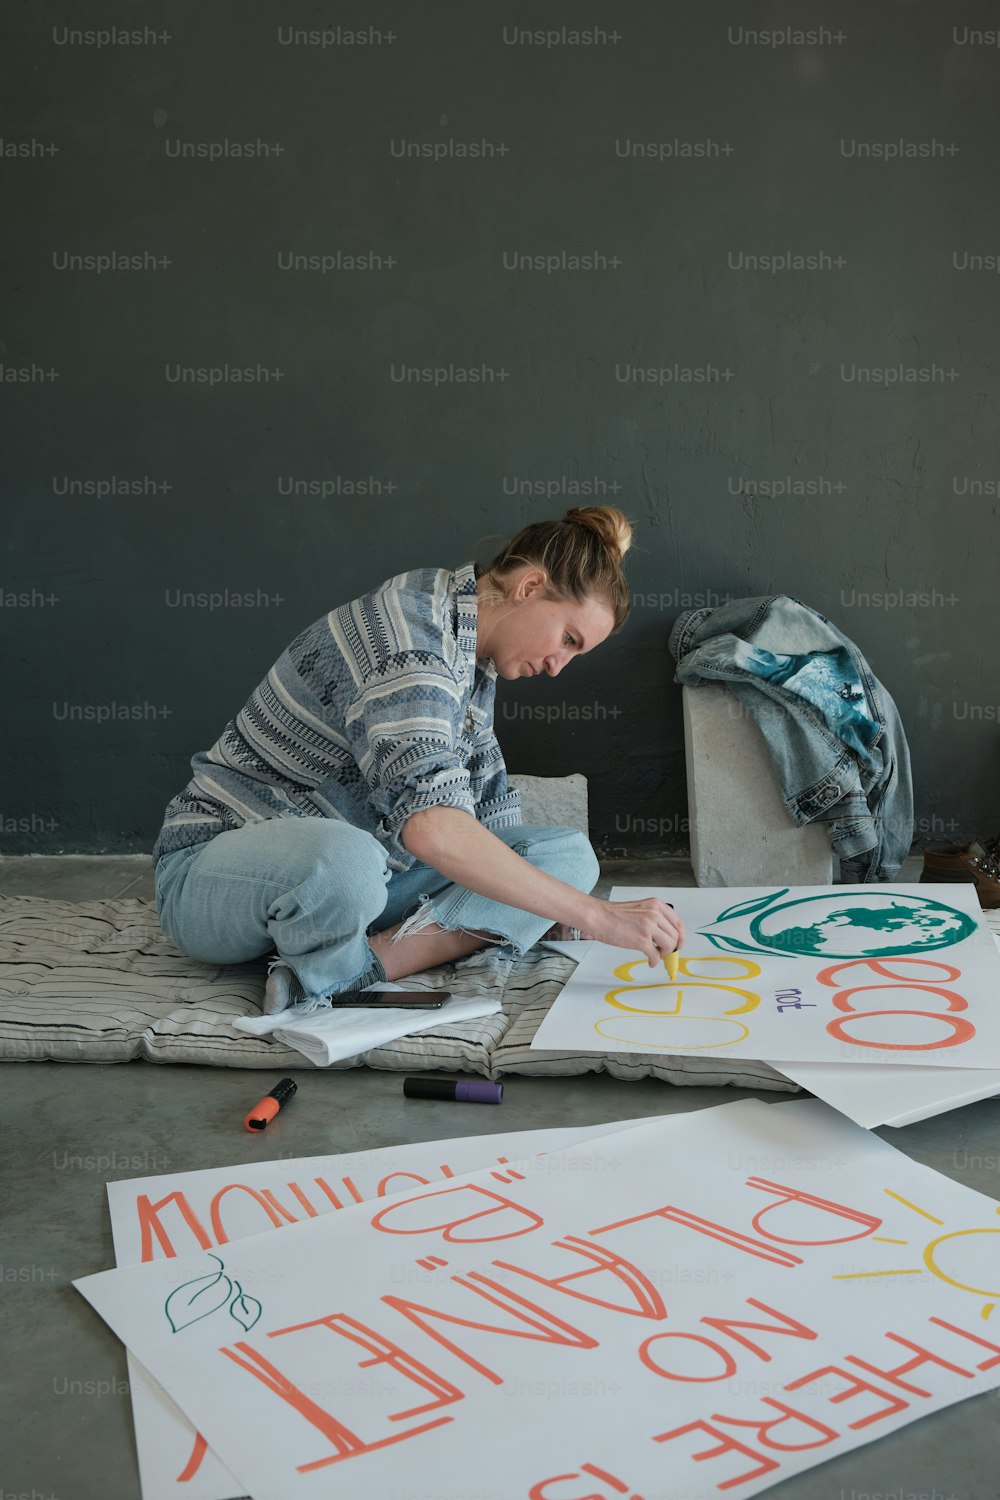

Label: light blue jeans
[154,818,600,1002]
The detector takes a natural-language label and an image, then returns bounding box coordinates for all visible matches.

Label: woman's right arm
[401,806,685,967]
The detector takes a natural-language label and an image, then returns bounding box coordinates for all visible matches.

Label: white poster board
[531,884,1000,1067]
[773,1058,1000,1129]
[77,1099,1000,1500]
[108,1121,654,1500]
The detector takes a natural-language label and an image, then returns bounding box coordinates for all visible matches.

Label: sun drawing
[831,1188,1000,1321]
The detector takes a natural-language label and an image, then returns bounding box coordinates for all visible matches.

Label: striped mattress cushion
[0,891,796,1089]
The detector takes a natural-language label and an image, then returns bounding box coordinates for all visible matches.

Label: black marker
[403,1076,503,1105]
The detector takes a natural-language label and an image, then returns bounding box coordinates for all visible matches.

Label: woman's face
[477,568,616,681]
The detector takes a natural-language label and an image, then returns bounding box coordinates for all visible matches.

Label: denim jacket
[668,594,914,881]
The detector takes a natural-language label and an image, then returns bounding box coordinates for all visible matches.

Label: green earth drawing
[700,889,977,960]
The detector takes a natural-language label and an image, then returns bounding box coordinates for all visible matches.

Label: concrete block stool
[682,684,835,887]
[509,771,589,836]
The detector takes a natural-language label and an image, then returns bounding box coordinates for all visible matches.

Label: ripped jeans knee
[379,823,594,967]
[390,891,508,951]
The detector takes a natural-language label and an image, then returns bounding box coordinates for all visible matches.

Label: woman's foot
[263,958,304,1015]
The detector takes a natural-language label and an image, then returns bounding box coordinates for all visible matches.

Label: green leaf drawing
[706,889,788,927]
[703,932,770,955]
[228,1281,262,1332]
[165,1254,233,1334]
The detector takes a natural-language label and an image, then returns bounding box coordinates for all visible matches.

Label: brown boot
[920,840,1000,909]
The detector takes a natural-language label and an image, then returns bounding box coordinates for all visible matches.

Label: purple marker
[403,1076,503,1105]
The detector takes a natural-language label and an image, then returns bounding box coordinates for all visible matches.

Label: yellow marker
[664,900,681,978]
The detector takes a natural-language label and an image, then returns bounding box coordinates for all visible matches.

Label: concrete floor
[3,852,999,1500]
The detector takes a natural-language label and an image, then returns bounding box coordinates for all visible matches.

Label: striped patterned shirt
[151,561,523,872]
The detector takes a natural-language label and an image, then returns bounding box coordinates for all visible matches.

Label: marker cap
[245,1097,282,1130]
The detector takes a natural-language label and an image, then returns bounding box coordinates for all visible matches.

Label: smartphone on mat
[327,990,450,1009]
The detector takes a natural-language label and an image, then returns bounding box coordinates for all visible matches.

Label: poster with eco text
[531,883,1000,1066]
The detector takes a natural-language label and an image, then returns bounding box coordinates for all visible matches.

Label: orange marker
[244,1078,297,1132]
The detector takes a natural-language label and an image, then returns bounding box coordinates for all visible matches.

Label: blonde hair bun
[564,505,633,563]
[475,504,635,634]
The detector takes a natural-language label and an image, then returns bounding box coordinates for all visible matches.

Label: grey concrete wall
[4,2,997,856]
